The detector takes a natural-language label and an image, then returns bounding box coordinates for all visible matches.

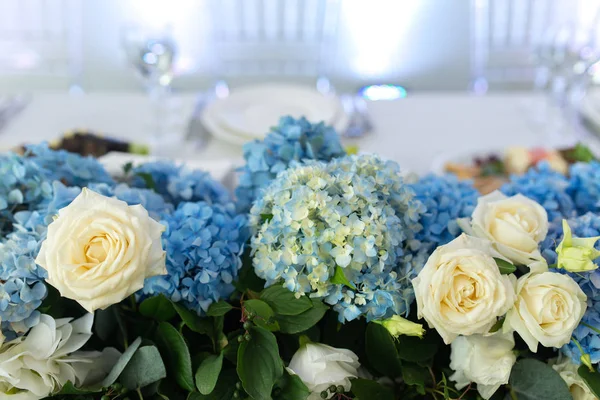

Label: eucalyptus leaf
[156,322,195,392]
[578,365,600,398]
[350,378,394,400]
[53,381,97,395]
[494,258,517,274]
[195,352,224,395]
[94,337,142,389]
[237,326,284,399]
[120,345,167,389]
[330,266,357,289]
[260,285,312,316]
[277,298,328,334]
[139,294,177,321]
[207,301,233,317]
[365,323,402,377]
[509,358,572,400]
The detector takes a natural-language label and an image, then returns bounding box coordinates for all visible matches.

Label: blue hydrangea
[249,155,427,322]
[540,214,600,363]
[501,162,576,223]
[132,161,230,206]
[25,143,114,187]
[0,278,46,333]
[235,116,346,212]
[567,161,600,215]
[409,174,478,250]
[139,201,249,315]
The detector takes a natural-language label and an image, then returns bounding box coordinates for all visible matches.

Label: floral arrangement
[1,117,600,400]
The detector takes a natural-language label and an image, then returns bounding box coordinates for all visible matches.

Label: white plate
[98,152,238,190]
[201,84,347,145]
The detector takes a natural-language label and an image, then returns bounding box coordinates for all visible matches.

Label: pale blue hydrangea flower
[567,161,600,215]
[235,116,346,212]
[249,155,427,322]
[540,213,600,363]
[132,161,230,206]
[0,278,46,333]
[139,201,249,315]
[501,161,576,222]
[409,174,478,250]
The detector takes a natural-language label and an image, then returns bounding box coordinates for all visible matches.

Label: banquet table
[1,91,595,175]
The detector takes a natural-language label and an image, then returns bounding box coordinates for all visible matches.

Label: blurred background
[3,0,600,180]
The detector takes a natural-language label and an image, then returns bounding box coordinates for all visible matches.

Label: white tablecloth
[1,91,594,175]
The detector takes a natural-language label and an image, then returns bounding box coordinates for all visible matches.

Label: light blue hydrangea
[540,213,600,363]
[132,161,230,206]
[235,116,346,212]
[567,161,600,215]
[501,162,576,223]
[409,174,478,250]
[25,143,114,187]
[249,155,427,322]
[139,201,249,315]
[0,278,46,334]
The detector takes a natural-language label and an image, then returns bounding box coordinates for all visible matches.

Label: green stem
[582,321,600,336]
[571,337,586,356]
[137,388,144,400]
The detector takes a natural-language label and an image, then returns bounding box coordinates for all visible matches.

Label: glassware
[121,25,178,153]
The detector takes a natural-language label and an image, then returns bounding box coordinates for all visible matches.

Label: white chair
[0,0,83,90]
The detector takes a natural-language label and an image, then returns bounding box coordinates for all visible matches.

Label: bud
[556,220,600,273]
[581,353,594,372]
[374,315,425,339]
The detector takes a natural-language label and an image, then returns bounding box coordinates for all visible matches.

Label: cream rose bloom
[36,188,167,312]
[450,332,517,400]
[459,191,548,265]
[505,271,587,352]
[412,234,516,344]
[552,358,599,400]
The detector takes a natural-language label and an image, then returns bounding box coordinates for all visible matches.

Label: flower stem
[581,321,600,336]
[137,388,144,399]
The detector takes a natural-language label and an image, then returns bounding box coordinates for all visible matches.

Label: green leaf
[195,352,224,395]
[509,358,572,400]
[135,172,157,191]
[260,285,312,316]
[245,299,279,331]
[207,301,233,317]
[351,378,394,400]
[401,364,428,395]
[578,365,600,398]
[95,337,142,389]
[261,213,274,222]
[330,266,357,289]
[54,381,97,395]
[38,283,62,316]
[494,258,517,274]
[94,306,117,342]
[123,161,133,175]
[396,330,440,363]
[173,302,214,335]
[274,370,310,400]
[489,317,505,334]
[277,298,328,334]
[187,370,237,400]
[156,322,195,392]
[237,326,284,400]
[235,255,267,293]
[365,323,402,377]
[140,294,177,321]
[120,345,167,389]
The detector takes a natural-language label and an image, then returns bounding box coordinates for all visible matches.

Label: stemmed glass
[121,25,178,153]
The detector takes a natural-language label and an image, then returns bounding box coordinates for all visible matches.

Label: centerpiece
[1,116,599,400]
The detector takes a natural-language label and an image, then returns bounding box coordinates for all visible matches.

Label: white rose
[505,271,587,352]
[460,191,548,265]
[36,188,167,312]
[287,343,360,399]
[412,234,516,344]
[552,358,599,400]
[0,314,120,399]
[450,332,517,400]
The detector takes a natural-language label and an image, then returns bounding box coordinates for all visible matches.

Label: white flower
[459,191,548,265]
[412,234,516,344]
[450,332,517,400]
[0,314,120,399]
[36,188,167,312]
[287,343,360,400]
[552,358,599,400]
[505,271,587,352]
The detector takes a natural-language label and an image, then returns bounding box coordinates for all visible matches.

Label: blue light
[359,85,408,101]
